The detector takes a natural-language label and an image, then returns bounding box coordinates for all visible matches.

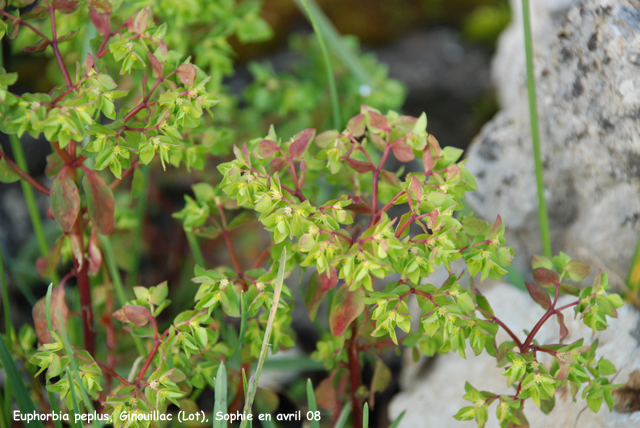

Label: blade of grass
[99,235,146,356]
[294,0,372,85]
[66,370,83,428]
[186,230,206,267]
[46,389,63,428]
[307,379,320,428]
[8,135,58,284]
[627,237,640,294]
[213,362,227,428]
[388,410,406,428]
[362,402,369,428]
[333,402,352,428]
[0,246,11,341]
[298,0,341,129]
[127,165,150,288]
[521,0,551,258]
[230,291,248,358]
[240,248,287,428]
[0,329,44,428]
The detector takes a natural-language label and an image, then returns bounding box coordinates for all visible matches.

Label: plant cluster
[0,1,626,428]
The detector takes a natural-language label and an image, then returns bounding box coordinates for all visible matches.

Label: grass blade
[333,401,352,428]
[362,402,369,428]
[307,379,320,428]
[186,231,206,267]
[298,0,341,129]
[0,329,44,428]
[240,248,287,428]
[99,235,146,356]
[213,362,228,428]
[230,291,248,357]
[521,0,551,258]
[388,410,406,428]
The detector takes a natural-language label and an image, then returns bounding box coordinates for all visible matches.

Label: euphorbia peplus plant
[175,106,624,427]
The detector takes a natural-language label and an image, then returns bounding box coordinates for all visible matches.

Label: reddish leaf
[409,176,423,201]
[70,232,83,270]
[22,6,48,19]
[346,195,371,214]
[369,357,391,409]
[422,146,433,172]
[566,260,591,282]
[87,229,102,276]
[366,110,390,132]
[155,40,168,61]
[50,168,80,233]
[52,0,80,13]
[329,284,364,336]
[531,254,553,270]
[83,53,96,75]
[555,361,570,381]
[346,158,375,173]
[32,285,68,344]
[45,152,64,178]
[113,305,152,327]
[306,269,339,321]
[35,238,65,279]
[289,128,315,160]
[259,139,279,158]
[427,134,442,156]
[369,132,386,151]
[486,215,503,240]
[23,38,52,53]
[390,139,415,162]
[557,312,569,342]
[133,7,149,34]
[346,114,365,137]
[177,63,196,86]
[446,164,461,180]
[89,7,111,35]
[86,0,111,13]
[524,281,551,310]
[315,377,337,415]
[270,157,287,172]
[57,30,78,43]
[82,169,115,235]
[533,268,560,288]
[380,170,400,188]
[9,16,21,40]
[148,52,163,78]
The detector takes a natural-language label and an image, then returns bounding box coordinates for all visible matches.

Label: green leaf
[131,166,145,198]
[307,379,320,428]
[82,169,115,235]
[0,157,19,183]
[566,260,591,282]
[329,284,365,336]
[533,267,559,287]
[213,362,227,428]
[50,168,80,232]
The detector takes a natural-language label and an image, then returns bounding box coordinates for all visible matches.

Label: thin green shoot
[213,362,228,428]
[388,410,406,428]
[307,379,320,428]
[334,402,352,428]
[363,402,369,428]
[240,248,287,428]
[521,0,552,257]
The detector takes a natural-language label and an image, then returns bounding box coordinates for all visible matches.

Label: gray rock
[389,283,640,428]
[465,0,640,289]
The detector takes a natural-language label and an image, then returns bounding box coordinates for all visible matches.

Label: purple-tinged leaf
[366,110,390,132]
[258,139,279,158]
[427,134,442,156]
[306,269,338,321]
[566,260,591,282]
[35,237,65,279]
[87,229,102,276]
[23,38,51,53]
[52,0,80,13]
[50,168,80,233]
[270,157,287,172]
[390,139,414,162]
[557,312,569,342]
[422,146,434,172]
[531,254,554,270]
[33,284,68,344]
[533,267,560,288]
[82,169,115,235]
[289,128,315,160]
[22,5,48,19]
[133,7,149,34]
[113,305,152,327]
[409,176,423,201]
[177,63,196,86]
[346,158,375,173]
[346,114,365,137]
[57,30,77,43]
[524,281,551,310]
[380,170,401,188]
[555,361,570,381]
[486,215,503,240]
[89,7,111,35]
[86,0,111,13]
[329,284,364,336]
[148,52,163,78]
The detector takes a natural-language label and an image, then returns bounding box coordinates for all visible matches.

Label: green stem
[299,0,341,129]
[522,0,551,258]
[186,231,205,267]
[0,246,11,340]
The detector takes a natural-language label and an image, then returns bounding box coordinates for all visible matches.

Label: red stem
[522,298,580,350]
[47,5,73,87]
[0,153,50,195]
[476,306,524,350]
[72,229,95,356]
[253,245,272,269]
[0,10,50,42]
